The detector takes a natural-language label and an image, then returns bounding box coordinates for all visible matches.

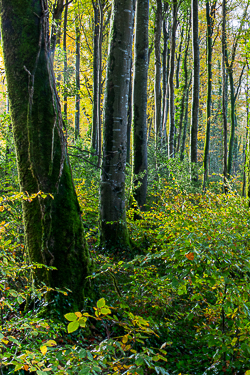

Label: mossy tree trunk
[0,0,92,309]
[100,0,133,255]
[75,10,80,140]
[132,0,149,210]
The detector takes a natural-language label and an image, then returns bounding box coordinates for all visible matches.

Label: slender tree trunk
[227,70,235,177]
[154,0,162,146]
[162,18,170,142]
[133,0,149,210]
[168,0,178,158]
[190,0,200,181]
[180,75,192,161]
[243,69,249,197]
[97,0,103,168]
[91,3,99,151]
[75,12,81,140]
[1,0,91,308]
[222,0,228,191]
[100,0,133,255]
[63,2,68,119]
[126,0,136,165]
[50,0,64,62]
[203,0,216,190]
[177,16,190,153]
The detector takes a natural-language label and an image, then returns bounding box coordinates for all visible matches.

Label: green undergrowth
[1,126,250,373]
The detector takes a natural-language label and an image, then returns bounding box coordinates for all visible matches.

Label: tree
[154,0,162,147]
[132,0,149,210]
[99,0,133,254]
[190,0,200,181]
[168,0,178,158]
[203,0,216,190]
[0,0,92,308]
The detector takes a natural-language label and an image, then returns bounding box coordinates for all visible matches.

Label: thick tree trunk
[154,0,162,146]
[132,0,149,210]
[75,13,81,140]
[190,0,200,181]
[1,0,91,308]
[168,0,178,158]
[100,0,133,255]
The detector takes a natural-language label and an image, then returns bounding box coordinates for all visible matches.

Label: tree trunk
[222,0,228,191]
[75,11,81,140]
[63,2,68,120]
[190,0,200,181]
[132,0,149,210]
[180,74,192,161]
[154,0,162,146]
[91,3,99,151]
[50,0,64,62]
[168,0,178,158]
[162,17,170,142]
[1,0,92,308]
[227,70,235,177]
[203,0,216,190]
[97,0,103,168]
[177,15,190,153]
[100,0,133,255]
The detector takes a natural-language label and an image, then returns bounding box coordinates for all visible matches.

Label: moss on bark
[1,0,92,309]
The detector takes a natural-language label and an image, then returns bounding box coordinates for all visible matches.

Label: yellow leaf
[0,206,4,212]
[23,364,29,371]
[40,345,47,355]
[122,335,128,344]
[45,340,57,347]
[75,311,82,318]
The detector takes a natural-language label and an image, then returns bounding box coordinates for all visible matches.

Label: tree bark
[154,0,162,146]
[177,15,190,154]
[162,16,170,142]
[168,0,178,158]
[0,0,91,308]
[91,2,99,151]
[222,0,228,191]
[50,0,64,62]
[100,0,133,255]
[75,11,81,140]
[190,0,200,181]
[132,0,149,210]
[63,1,68,119]
[203,0,216,190]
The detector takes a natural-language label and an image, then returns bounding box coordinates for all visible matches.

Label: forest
[0,0,250,374]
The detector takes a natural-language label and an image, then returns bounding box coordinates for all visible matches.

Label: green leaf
[79,317,87,327]
[14,363,23,371]
[79,368,90,375]
[17,295,24,304]
[67,320,80,333]
[100,307,111,315]
[0,333,4,341]
[65,313,77,322]
[135,357,144,366]
[97,298,105,309]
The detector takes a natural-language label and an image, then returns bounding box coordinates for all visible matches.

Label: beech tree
[132,0,149,209]
[99,0,133,254]
[0,0,91,308]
